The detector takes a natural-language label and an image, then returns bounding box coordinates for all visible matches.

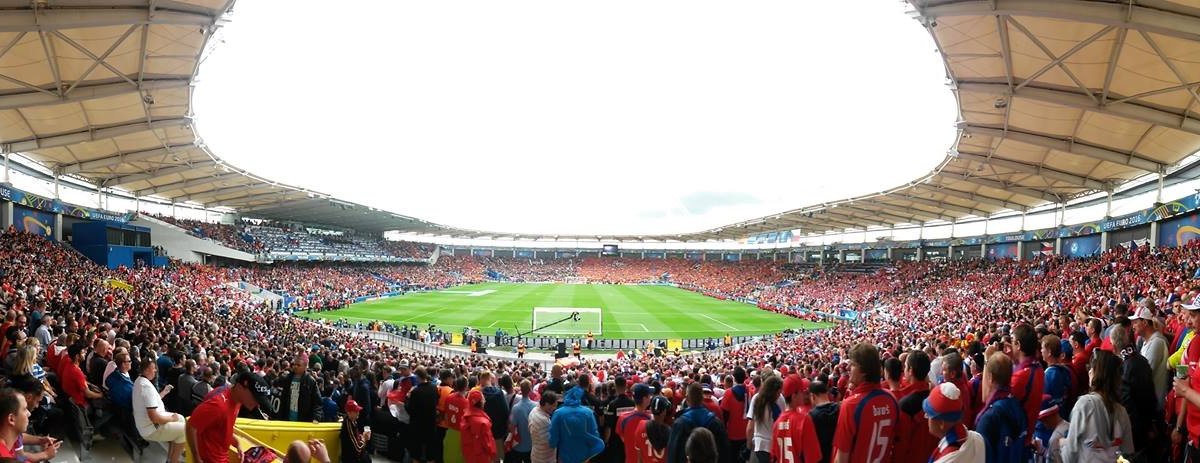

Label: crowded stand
[4,223,1200,462]
[150,213,262,254]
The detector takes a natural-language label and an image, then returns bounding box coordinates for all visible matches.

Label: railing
[343,328,557,368]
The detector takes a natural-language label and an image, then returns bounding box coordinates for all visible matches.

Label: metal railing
[344,328,556,368]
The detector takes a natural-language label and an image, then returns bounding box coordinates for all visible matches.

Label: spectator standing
[633,395,672,463]
[745,376,784,463]
[340,399,372,463]
[528,391,557,463]
[405,368,440,463]
[462,390,497,463]
[719,367,750,452]
[480,372,510,462]
[507,380,536,463]
[923,382,984,462]
[550,386,604,463]
[1009,323,1044,459]
[185,371,273,463]
[275,354,323,423]
[771,375,822,463]
[686,428,719,463]
[602,376,635,462]
[1131,307,1169,409]
[669,382,731,463]
[832,343,897,463]
[616,383,653,463]
[1110,323,1160,456]
[1064,350,1134,462]
[893,351,936,463]
[808,379,839,463]
[976,352,1027,463]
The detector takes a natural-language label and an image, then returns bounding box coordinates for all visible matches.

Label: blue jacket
[976,395,1027,463]
[549,387,604,463]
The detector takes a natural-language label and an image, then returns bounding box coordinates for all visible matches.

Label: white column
[0,201,11,230]
[53,175,60,199]
[1101,231,1110,250]
[1017,241,1025,261]
[1055,237,1063,255]
[1158,171,1166,204]
[1151,221,1160,248]
[53,213,61,241]
[2,153,8,184]
[1106,191,1114,217]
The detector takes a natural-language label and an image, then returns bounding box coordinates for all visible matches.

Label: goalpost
[531,307,603,336]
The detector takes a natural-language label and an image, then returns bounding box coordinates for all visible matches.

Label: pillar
[2,153,8,185]
[1017,241,1025,261]
[916,247,923,261]
[1,201,11,230]
[948,244,955,260]
[980,242,986,258]
[1101,231,1110,250]
[838,249,846,262]
[53,213,61,241]
[886,247,894,261]
[1055,237,1063,255]
[1151,221,1160,248]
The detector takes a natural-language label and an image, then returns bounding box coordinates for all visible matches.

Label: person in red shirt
[0,389,28,459]
[1009,323,1044,453]
[700,384,722,417]
[60,343,102,407]
[1172,302,1200,459]
[461,389,496,463]
[617,383,653,463]
[719,367,750,450]
[771,375,821,463]
[893,351,937,463]
[632,396,672,463]
[923,382,985,462]
[185,371,273,463]
[940,352,972,431]
[832,343,898,463]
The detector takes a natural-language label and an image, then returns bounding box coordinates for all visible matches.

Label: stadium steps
[131,214,257,264]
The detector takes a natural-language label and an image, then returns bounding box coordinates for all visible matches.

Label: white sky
[193,0,956,236]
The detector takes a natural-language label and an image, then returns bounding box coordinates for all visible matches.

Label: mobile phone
[1178,364,1190,380]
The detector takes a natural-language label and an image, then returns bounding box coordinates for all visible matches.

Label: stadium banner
[515,250,534,258]
[865,249,889,261]
[13,206,54,237]
[685,252,702,260]
[472,249,491,257]
[1158,211,1200,247]
[745,230,794,244]
[666,339,682,352]
[1063,235,1103,257]
[986,242,1018,259]
[644,251,664,259]
[451,332,463,345]
[555,251,576,258]
[723,253,740,261]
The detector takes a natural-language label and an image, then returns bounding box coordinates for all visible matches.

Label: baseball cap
[1129,306,1157,322]
[922,382,964,423]
[782,375,810,399]
[345,398,363,414]
[234,372,273,410]
[398,359,410,369]
[632,384,653,403]
[701,384,713,395]
[649,395,672,415]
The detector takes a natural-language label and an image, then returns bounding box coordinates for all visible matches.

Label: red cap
[782,375,809,399]
[344,398,363,414]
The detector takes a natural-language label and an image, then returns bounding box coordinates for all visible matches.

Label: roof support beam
[0,117,189,154]
[0,79,189,111]
[136,173,239,197]
[103,160,215,187]
[839,206,926,225]
[180,184,270,203]
[891,194,990,217]
[851,202,956,222]
[819,210,892,228]
[0,9,216,32]
[948,174,1064,203]
[953,151,1110,190]
[59,143,197,175]
[220,192,308,209]
[920,0,1200,44]
[913,184,1028,211]
[958,123,1165,173]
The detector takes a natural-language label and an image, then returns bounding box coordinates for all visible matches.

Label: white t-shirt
[745,393,787,452]
[132,376,166,437]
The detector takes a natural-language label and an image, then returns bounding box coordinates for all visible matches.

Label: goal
[531,307,602,336]
[564,276,588,284]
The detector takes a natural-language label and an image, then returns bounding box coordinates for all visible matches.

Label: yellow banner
[452,332,463,345]
[667,339,683,352]
[105,278,133,291]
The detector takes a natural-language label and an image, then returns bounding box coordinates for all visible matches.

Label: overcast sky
[193,0,956,236]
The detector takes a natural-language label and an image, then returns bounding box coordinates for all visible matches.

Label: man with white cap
[922,382,984,462]
[1130,304,1169,410]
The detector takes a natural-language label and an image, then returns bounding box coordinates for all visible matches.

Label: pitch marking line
[640,324,649,332]
[438,289,496,297]
[698,313,737,330]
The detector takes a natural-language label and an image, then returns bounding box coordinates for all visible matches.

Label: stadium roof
[3,1,1200,240]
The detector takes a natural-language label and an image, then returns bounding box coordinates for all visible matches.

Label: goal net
[531,307,602,336]
[564,276,588,284]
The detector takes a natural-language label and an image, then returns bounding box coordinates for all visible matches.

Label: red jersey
[631,420,668,463]
[188,387,241,463]
[771,408,822,463]
[720,385,750,441]
[1186,337,1200,445]
[832,382,898,463]
[444,393,469,431]
[1010,358,1043,446]
[60,361,89,407]
[617,410,651,463]
[435,386,454,429]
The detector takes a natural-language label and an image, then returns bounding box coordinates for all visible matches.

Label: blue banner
[1159,211,1200,248]
[13,206,53,237]
[1063,235,1102,258]
[644,252,664,259]
[686,252,702,260]
[723,253,740,261]
[865,249,888,261]
[515,250,534,258]
[471,249,490,257]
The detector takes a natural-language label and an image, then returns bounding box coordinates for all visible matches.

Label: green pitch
[299,282,831,339]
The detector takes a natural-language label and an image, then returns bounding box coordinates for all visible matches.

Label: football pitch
[300,282,832,339]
